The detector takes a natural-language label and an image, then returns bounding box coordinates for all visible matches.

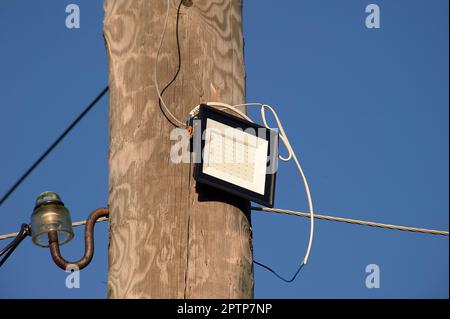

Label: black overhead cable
[0,86,109,208]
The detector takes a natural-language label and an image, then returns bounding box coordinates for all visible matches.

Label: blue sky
[0,0,448,298]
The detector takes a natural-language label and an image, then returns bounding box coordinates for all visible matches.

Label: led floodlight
[194,104,278,207]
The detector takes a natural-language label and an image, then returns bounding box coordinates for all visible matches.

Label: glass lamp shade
[30,192,74,247]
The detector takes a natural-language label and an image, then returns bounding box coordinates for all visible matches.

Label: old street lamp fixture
[193,104,278,207]
[30,191,108,270]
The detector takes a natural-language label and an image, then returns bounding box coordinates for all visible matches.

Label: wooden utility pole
[104,0,253,298]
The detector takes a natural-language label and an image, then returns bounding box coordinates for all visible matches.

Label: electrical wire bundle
[0,223,30,268]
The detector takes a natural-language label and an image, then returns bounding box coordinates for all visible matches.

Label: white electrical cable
[154,0,186,128]
[204,102,315,265]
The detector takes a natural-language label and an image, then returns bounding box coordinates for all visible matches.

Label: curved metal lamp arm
[47,208,109,270]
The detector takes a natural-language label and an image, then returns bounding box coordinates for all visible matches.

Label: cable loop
[201,101,315,265]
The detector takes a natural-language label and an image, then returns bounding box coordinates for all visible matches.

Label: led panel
[194,104,278,207]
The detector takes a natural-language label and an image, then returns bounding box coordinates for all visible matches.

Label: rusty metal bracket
[48,208,109,270]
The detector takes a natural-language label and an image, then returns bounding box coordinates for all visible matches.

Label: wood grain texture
[104,0,253,298]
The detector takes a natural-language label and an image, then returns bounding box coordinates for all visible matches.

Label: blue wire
[253,260,305,283]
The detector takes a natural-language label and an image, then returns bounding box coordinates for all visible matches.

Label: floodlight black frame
[194,104,278,207]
